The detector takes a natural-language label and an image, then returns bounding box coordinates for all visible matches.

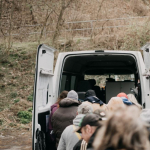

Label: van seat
[77,92,86,101]
[106,78,115,82]
[88,79,102,100]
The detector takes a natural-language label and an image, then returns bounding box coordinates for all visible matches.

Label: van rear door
[141,44,150,108]
[32,44,56,150]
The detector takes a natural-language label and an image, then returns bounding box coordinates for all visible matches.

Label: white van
[32,44,150,150]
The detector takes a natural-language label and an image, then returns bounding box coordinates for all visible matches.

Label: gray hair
[77,102,93,114]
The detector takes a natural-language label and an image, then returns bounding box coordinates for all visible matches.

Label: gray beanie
[67,90,78,100]
[77,103,93,114]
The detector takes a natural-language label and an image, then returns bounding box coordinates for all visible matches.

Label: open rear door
[141,44,150,108]
[32,44,56,150]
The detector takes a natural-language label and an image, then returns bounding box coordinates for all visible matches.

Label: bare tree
[52,0,74,44]
[38,9,52,44]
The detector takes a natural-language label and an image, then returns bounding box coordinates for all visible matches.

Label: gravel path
[0,130,32,150]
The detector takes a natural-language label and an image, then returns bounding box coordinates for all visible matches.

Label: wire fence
[1,16,150,39]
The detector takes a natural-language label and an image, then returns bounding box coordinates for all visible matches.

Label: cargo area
[60,53,141,104]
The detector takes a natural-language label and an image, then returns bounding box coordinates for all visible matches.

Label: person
[84,90,104,105]
[48,91,68,135]
[52,90,80,147]
[107,97,126,112]
[47,91,68,150]
[73,113,105,150]
[84,90,107,111]
[117,92,133,105]
[127,93,142,109]
[93,106,150,150]
[57,103,93,150]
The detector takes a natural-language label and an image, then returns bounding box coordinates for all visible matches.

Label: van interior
[37,53,142,150]
[60,54,141,104]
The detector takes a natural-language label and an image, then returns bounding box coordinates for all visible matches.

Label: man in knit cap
[57,103,93,150]
[52,90,80,147]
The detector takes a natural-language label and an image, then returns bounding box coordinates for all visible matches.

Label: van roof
[59,50,141,55]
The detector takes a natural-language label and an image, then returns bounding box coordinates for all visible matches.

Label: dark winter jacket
[48,103,58,130]
[52,98,80,146]
[84,96,104,106]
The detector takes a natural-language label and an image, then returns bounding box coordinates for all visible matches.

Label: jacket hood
[51,103,57,111]
[73,114,85,126]
[120,97,133,105]
[59,98,80,107]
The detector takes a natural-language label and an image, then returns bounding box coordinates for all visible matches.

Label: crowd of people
[48,89,150,150]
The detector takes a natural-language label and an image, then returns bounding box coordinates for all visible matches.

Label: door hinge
[40,68,53,75]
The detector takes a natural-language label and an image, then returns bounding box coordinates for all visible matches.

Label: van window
[71,76,76,90]
[60,75,67,92]
[85,74,135,88]
[60,75,76,92]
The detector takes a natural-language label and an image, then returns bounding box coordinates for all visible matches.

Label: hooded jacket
[52,97,80,146]
[84,96,104,106]
[84,90,104,106]
[57,114,85,150]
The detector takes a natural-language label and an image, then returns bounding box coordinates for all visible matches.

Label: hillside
[0,0,150,149]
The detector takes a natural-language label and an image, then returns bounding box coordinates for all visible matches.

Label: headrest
[106,78,115,82]
[77,92,86,100]
[88,79,96,86]
[77,80,91,92]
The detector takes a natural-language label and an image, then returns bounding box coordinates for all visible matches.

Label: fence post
[90,21,93,39]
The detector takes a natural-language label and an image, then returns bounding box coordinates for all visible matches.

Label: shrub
[0,119,3,125]
[27,93,33,102]
[14,99,20,103]
[10,92,17,98]
[9,123,16,127]
[17,111,32,124]
[28,107,33,113]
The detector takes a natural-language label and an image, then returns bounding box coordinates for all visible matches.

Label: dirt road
[0,130,32,150]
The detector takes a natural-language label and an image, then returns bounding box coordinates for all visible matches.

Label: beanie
[67,90,78,100]
[117,92,128,99]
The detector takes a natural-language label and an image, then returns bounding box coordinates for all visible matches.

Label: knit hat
[117,92,128,99]
[77,103,93,114]
[67,90,78,100]
[85,90,96,98]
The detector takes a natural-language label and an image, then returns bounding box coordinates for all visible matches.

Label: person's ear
[86,125,92,133]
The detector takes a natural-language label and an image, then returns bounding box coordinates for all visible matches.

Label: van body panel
[32,44,56,150]
[141,45,150,108]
